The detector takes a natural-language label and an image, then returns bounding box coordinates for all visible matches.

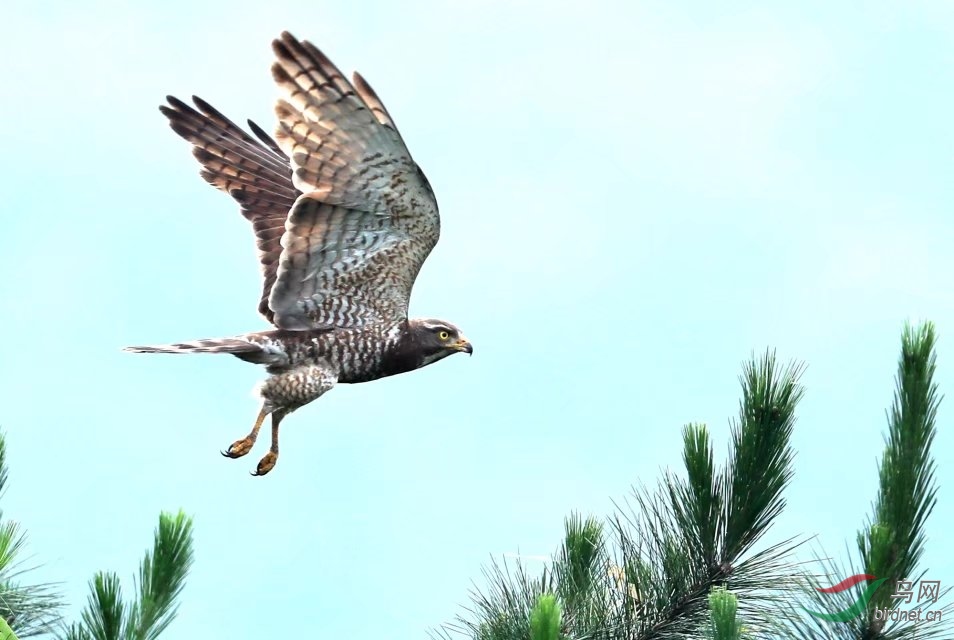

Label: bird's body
[125,32,471,475]
[136,320,457,383]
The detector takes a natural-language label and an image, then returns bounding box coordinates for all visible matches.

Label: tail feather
[123,338,262,355]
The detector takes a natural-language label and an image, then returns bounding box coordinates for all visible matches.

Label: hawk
[125,31,472,476]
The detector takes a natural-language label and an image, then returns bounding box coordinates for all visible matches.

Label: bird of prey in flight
[126,31,472,476]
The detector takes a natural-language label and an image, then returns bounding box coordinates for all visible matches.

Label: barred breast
[274,322,406,383]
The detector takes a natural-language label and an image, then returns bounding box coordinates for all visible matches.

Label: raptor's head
[406,319,473,368]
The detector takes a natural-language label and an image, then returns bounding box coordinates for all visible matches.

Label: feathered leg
[222,364,337,476]
[252,409,288,476]
[222,406,268,459]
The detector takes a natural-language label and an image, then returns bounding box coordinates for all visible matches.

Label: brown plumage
[125,31,471,476]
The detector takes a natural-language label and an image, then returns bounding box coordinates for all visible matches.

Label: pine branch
[58,511,194,640]
[125,511,194,640]
[80,573,124,640]
[862,322,940,616]
[598,350,805,639]
[433,350,807,639]
[721,352,802,561]
[673,424,719,573]
[556,515,606,629]
[530,595,563,640]
[60,623,91,640]
[776,321,952,639]
[0,432,63,638]
[707,588,745,640]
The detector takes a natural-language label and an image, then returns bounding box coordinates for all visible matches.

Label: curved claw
[250,451,278,477]
[222,437,255,459]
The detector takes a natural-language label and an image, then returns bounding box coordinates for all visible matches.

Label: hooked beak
[452,337,473,355]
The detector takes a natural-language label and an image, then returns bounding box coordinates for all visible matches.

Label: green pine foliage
[0,432,193,640]
[60,511,194,640]
[530,595,563,640]
[435,321,948,640]
[706,588,747,640]
[0,433,63,638]
[0,617,17,640]
[434,350,807,639]
[777,321,952,639]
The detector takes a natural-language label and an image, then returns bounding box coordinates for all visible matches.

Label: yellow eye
[438,331,450,341]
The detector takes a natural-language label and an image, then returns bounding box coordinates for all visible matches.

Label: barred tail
[123,337,262,355]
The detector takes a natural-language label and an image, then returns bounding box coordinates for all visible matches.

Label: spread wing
[160,96,300,325]
[266,31,440,330]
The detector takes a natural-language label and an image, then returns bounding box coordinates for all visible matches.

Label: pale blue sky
[1,1,952,637]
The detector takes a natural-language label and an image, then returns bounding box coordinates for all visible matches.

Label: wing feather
[266,32,440,330]
[352,71,405,139]
[159,33,440,332]
[160,96,300,324]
